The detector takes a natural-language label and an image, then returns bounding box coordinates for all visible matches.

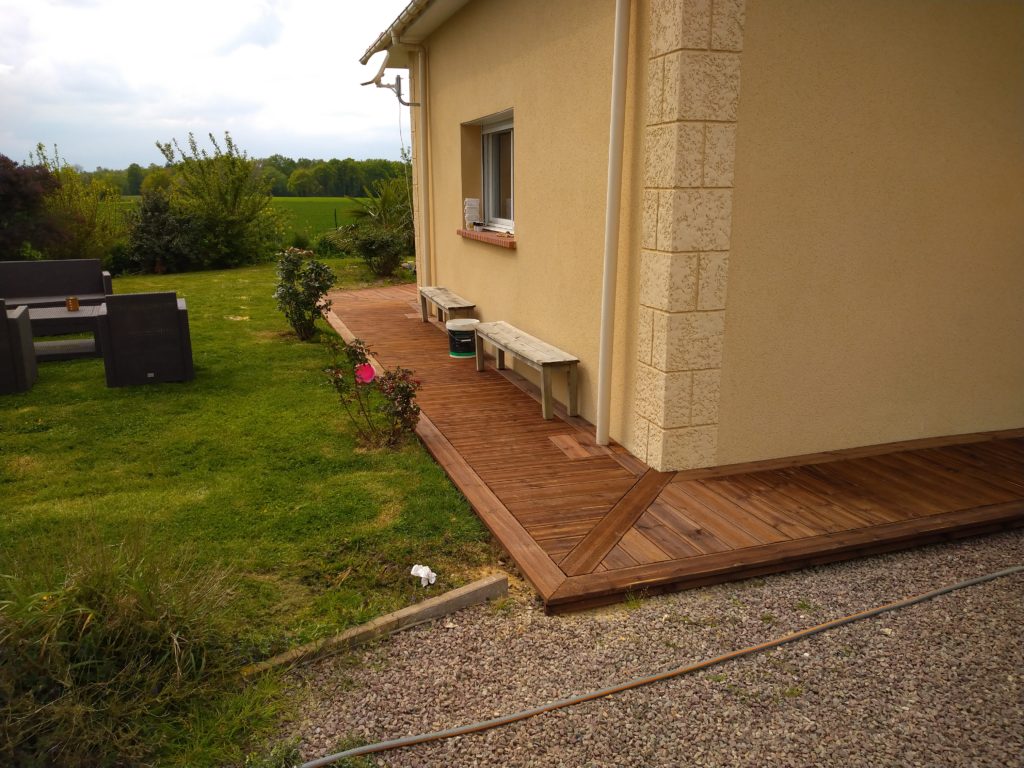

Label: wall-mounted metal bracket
[360,51,420,107]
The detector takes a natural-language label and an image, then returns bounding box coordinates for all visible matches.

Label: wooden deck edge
[671,428,1024,483]
[327,297,566,600]
[560,470,676,576]
[323,308,357,344]
[414,412,567,600]
[545,501,1024,612]
[241,573,508,677]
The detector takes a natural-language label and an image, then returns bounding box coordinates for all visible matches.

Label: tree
[156,132,282,269]
[140,167,173,195]
[261,166,289,196]
[0,154,66,259]
[125,163,145,196]
[310,162,335,196]
[334,158,366,197]
[29,144,126,263]
[286,167,321,197]
[362,158,401,190]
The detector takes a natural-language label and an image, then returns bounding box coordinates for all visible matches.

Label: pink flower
[354,363,376,384]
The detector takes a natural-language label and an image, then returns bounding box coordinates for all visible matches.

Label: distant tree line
[83,155,406,198]
[2,134,415,277]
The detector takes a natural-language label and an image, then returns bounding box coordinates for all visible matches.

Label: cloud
[217,2,284,54]
[0,0,411,168]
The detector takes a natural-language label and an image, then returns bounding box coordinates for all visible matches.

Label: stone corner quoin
[631,0,745,472]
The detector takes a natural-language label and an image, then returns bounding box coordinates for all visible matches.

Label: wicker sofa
[0,258,113,309]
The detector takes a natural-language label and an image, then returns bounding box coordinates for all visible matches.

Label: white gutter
[361,0,430,65]
[596,0,631,446]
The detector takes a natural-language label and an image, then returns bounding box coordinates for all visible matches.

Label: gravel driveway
[286,530,1023,767]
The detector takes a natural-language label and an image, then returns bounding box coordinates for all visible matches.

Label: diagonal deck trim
[560,470,676,576]
[547,500,1024,610]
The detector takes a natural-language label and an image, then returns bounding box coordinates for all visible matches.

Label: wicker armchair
[96,292,194,387]
[1,300,38,393]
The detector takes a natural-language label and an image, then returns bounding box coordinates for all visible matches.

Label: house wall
[411,0,647,443]
[714,0,1024,464]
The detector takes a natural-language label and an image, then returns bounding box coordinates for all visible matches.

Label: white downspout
[415,47,432,287]
[394,37,432,287]
[596,0,631,445]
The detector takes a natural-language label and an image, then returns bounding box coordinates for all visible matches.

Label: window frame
[480,118,514,232]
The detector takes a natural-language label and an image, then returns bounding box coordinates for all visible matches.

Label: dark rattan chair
[96,292,194,387]
[1,300,38,394]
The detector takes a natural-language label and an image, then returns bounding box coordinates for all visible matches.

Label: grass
[109,196,363,246]
[271,197,363,241]
[0,256,496,764]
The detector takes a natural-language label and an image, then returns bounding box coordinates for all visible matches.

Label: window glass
[494,130,512,220]
[482,122,513,229]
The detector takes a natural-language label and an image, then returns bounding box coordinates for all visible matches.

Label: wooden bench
[419,286,476,323]
[473,320,579,420]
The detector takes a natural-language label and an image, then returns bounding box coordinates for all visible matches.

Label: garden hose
[299,564,1023,768]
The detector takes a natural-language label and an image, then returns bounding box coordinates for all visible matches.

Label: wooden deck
[327,285,1024,612]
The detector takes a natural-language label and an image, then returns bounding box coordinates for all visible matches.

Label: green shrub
[273,247,336,340]
[340,175,414,277]
[0,541,237,767]
[324,337,421,448]
[157,132,284,269]
[349,225,407,278]
[290,229,312,250]
[313,229,348,257]
[125,189,201,274]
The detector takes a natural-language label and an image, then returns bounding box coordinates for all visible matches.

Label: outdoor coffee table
[28,305,103,361]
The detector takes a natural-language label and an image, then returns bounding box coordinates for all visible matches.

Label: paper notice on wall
[464,198,481,228]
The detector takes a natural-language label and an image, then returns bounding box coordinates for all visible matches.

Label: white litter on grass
[411,564,437,587]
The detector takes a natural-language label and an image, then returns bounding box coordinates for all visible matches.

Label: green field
[113,196,362,244]
[272,196,362,239]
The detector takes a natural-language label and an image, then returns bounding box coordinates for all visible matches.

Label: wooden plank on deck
[560,470,675,576]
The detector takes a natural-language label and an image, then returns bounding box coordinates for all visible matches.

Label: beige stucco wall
[411,0,647,442]
[716,0,1024,463]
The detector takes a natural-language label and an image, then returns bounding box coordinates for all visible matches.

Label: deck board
[328,285,1024,611]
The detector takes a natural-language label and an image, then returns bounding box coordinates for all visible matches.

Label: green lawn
[0,257,495,764]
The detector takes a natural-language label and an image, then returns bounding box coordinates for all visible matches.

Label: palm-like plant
[350,177,413,236]
[320,176,415,277]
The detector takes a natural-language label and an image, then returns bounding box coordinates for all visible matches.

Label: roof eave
[359,0,472,68]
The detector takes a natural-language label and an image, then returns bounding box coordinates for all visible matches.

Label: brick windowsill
[457,228,517,249]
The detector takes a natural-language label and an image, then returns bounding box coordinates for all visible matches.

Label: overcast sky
[0,0,412,170]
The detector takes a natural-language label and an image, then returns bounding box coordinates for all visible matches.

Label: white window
[481,119,513,231]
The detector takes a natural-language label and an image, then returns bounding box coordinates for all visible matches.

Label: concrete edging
[241,573,509,678]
